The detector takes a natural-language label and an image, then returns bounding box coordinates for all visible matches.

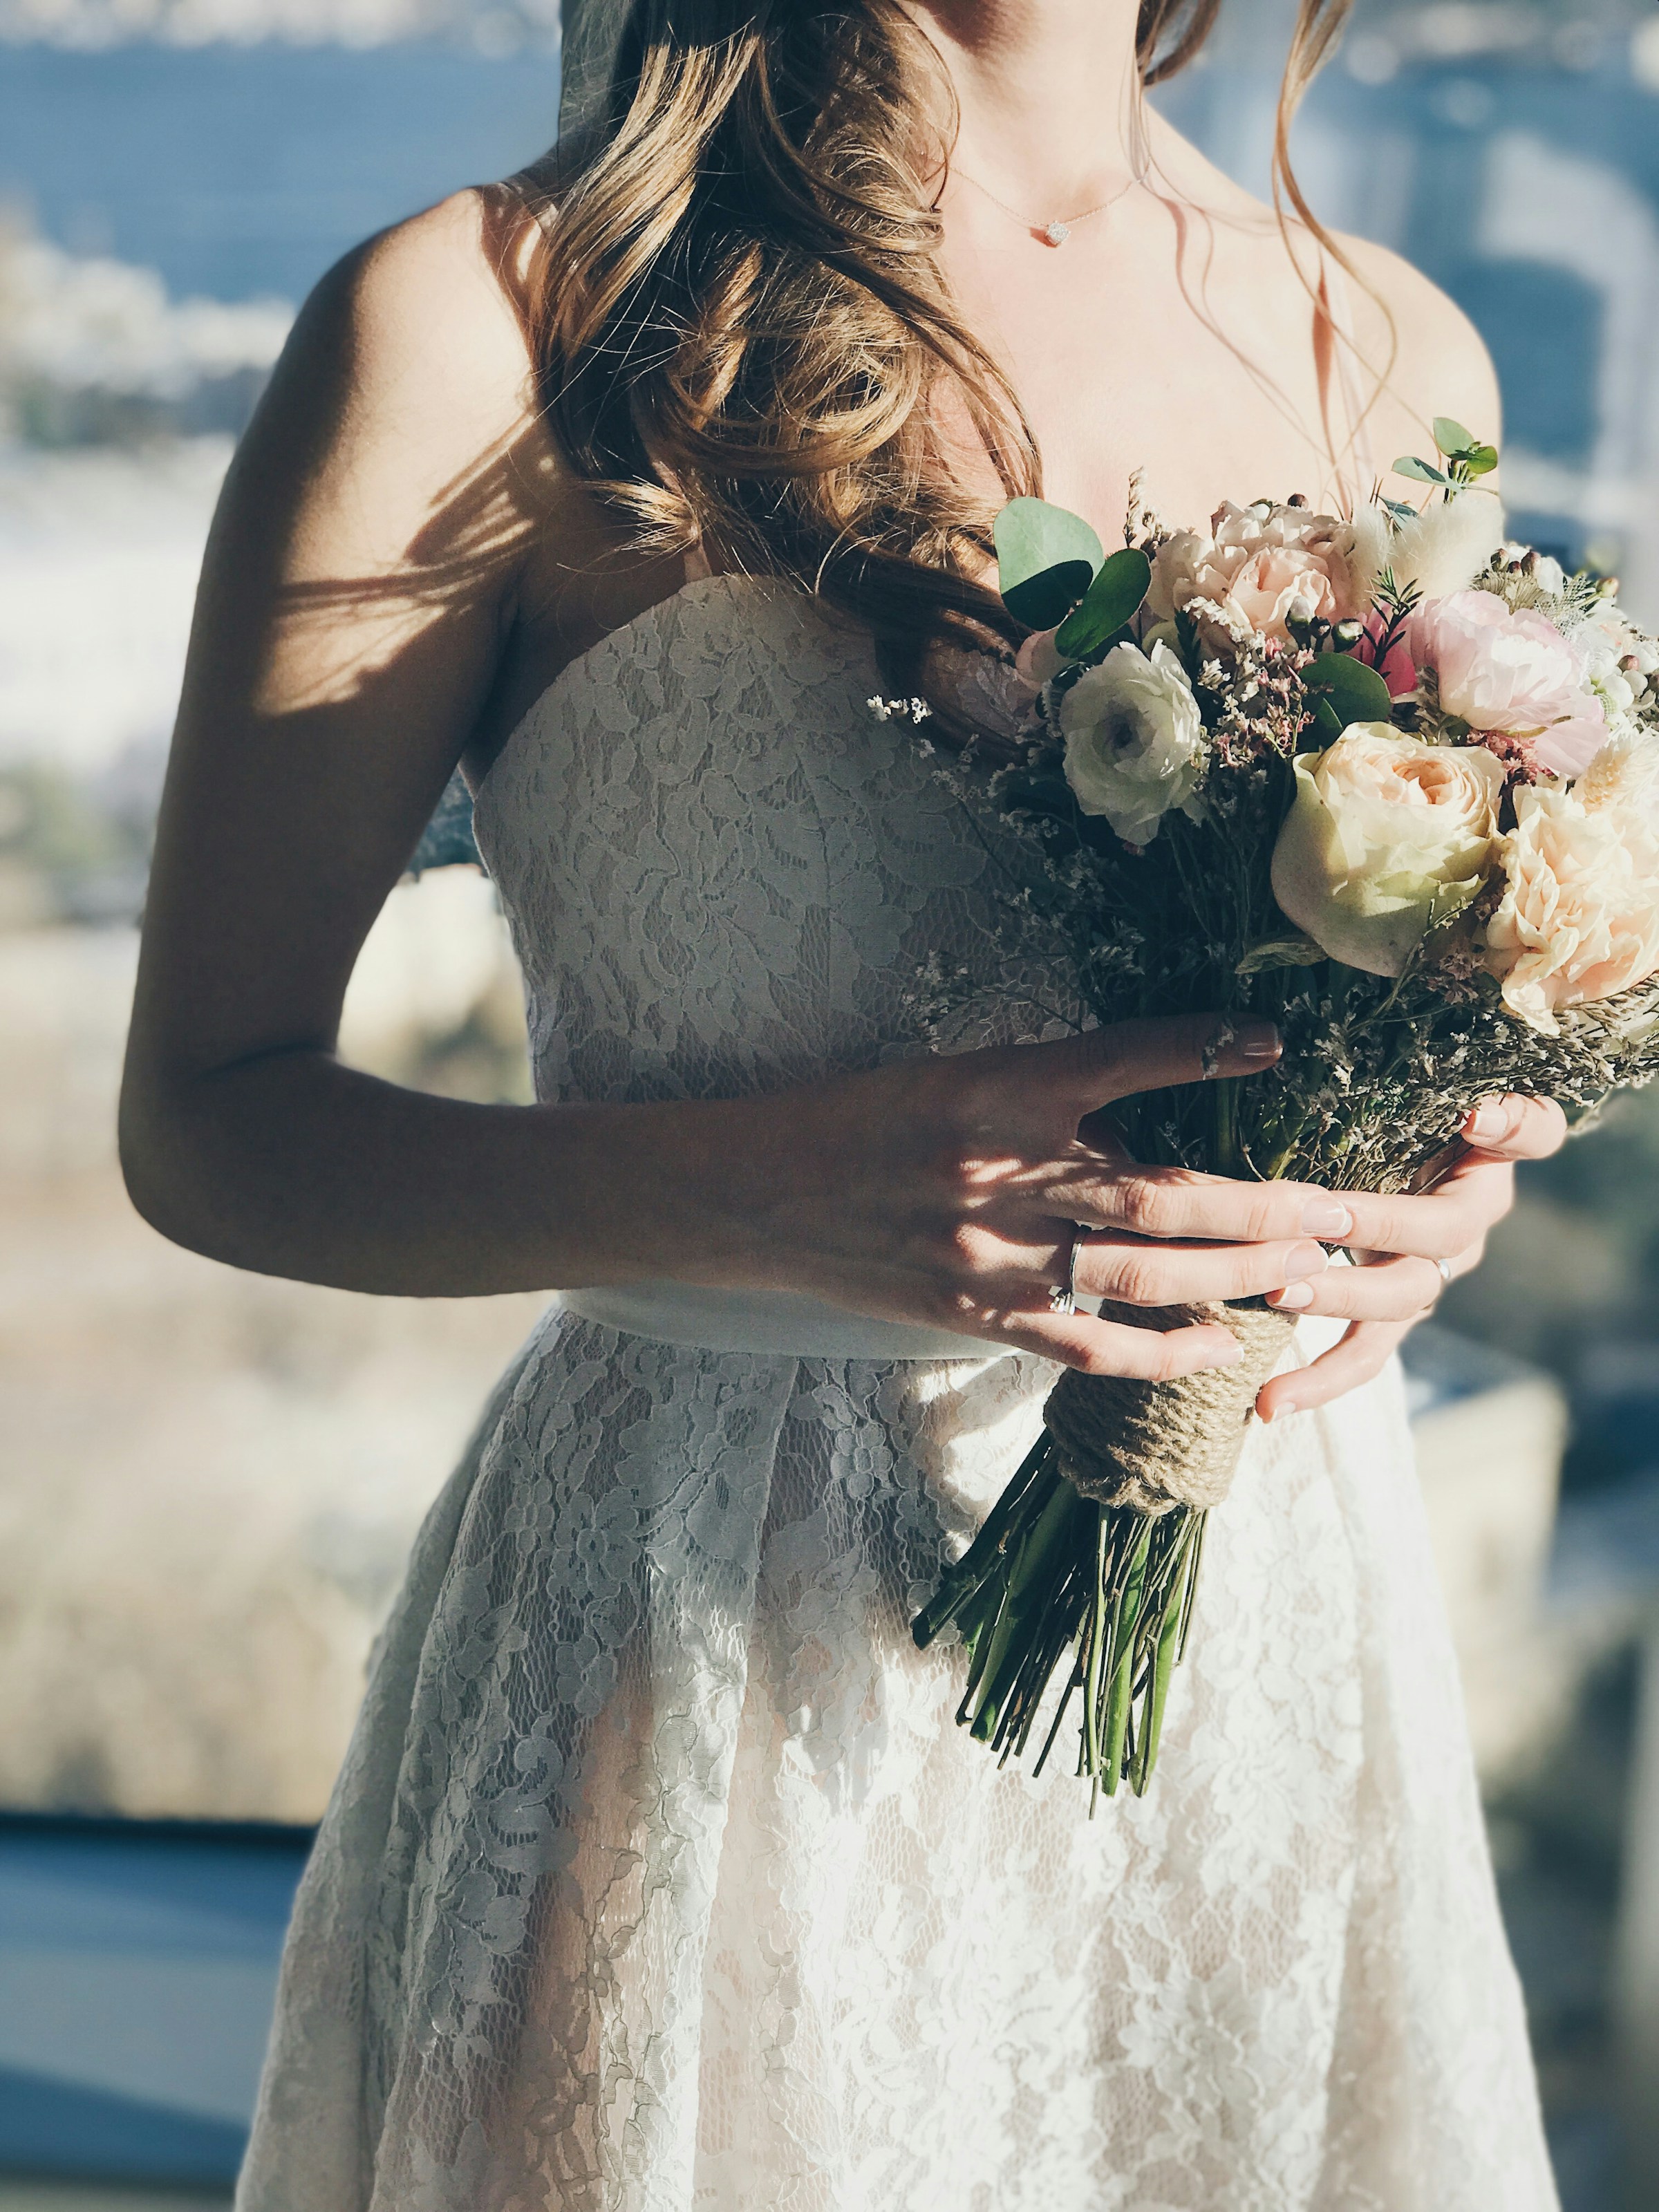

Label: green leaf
[1392,456,1449,486]
[993,498,1105,630]
[1235,934,1327,975]
[1304,650,1395,736]
[1462,443,1499,477]
[1432,415,1476,457]
[1053,547,1152,662]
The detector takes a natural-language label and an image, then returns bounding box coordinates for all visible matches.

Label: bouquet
[903,422,1659,1805]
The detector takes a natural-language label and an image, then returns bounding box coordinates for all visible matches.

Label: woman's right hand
[691,1012,1353,1378]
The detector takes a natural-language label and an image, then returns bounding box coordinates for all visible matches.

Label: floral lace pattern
[238,577,1557,2212]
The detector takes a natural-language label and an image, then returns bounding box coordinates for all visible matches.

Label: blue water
[0,39,562,301]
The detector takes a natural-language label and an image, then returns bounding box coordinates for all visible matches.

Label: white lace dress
[237,574,1558,2212]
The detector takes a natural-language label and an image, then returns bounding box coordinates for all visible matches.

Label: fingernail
[1301,1197,1353,1237]
[1270,1282,1314,1310]
[1268,1396,1300,1422]
[1465,1100,1510,1142]
[1236,1022,1282,1060]
[1284,1241,1328,1281]
[1204,1335,1244,1366]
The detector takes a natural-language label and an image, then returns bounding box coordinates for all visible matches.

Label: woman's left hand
[1254,1093,1567,1423]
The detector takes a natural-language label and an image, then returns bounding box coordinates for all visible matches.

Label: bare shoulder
[1331,229,1503,460]
[258,187,549,517]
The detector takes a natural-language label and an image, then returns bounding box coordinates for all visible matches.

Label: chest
[937,214,1371,534]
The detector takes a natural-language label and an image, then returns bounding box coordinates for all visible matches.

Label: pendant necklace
[953,164,1142,248]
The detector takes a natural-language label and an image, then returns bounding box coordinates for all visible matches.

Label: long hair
[523,0,1358,682]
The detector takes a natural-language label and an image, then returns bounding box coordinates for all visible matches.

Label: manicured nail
[1268,1396,1300,1421]
[1465,1099,1511,1142]
[1284,1241,1327,1280]
[1270,1282,1315,1310]
[1301,1197,1353,1237]
[1201,1020,1280,1077]
[1203,1335,1244,1366]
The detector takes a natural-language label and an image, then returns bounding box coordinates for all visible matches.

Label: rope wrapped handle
[1043,1303,1298,1516]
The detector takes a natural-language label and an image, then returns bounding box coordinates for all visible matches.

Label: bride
[121,0,1567,2203]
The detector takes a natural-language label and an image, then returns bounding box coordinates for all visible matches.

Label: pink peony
[1147,501,1367,650]
[1407,589,1606,778]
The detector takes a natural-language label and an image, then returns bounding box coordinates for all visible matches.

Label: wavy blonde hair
[526,0,1358,681]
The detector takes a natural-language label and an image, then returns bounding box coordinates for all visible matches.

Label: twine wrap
[1043,1302,1297,1516]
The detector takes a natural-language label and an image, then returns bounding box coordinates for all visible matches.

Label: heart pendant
[1043,221,1070,246]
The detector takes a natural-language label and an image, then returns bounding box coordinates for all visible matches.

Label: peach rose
[1407,590,1606,778]
[1271,724,1505,975]
[1485,779,1659,1032]
[1148,500,1367,649]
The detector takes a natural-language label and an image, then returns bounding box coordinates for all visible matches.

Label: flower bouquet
[907,424,1659,1804]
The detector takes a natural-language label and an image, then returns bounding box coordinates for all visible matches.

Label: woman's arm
[120,191,617,1293]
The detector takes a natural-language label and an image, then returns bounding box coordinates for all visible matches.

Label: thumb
[1044,1013,1282,1110]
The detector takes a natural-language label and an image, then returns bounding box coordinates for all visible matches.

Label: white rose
[1058,640,1206,846]
[1486,781,1659,1032]
[1271,723,1505,976]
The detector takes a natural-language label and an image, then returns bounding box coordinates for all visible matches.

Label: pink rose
[1148,501,1367,650]
[1407,590,1606,778]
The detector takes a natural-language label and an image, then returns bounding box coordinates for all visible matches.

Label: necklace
[953,163,1141,247]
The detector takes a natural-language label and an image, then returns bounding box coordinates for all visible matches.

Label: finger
[1461,1094,1568,1162]
[1039,1013,1283,1112]
[1331,1159,1512,1261]
[993,1307,1247,1380]
[1256,1320,1410,1421]
[1265,1250,1441,1322]
[1047,1161,1358,1248]
[1076,1231,1331,1309]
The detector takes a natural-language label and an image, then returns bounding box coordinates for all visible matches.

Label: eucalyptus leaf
[994,498,1105,628]
[1432,415,1476,457]
[1053,547,1152,662]
[1304,650,1395,736]
[1392,456,1449,486]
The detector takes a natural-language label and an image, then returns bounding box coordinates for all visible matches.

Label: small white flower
[1058,641,1206,846]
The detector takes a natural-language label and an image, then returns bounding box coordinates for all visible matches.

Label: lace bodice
[471,572,1030,1109]
[237,574,1557,2212]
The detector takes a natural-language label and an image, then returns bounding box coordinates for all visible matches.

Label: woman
[120,0,1566,2203]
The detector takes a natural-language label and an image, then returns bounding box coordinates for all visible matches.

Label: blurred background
[0,0,1657,2206]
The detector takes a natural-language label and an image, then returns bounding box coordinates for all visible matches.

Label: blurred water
[0,39,561,302]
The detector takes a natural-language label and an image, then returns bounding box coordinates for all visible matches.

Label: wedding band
[1049,1228,1085,1316]
[1436,1257,1454,1285]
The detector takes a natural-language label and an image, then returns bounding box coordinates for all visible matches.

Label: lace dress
[237,574,1558,2212]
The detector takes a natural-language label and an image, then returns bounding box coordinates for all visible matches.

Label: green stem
[966,1472,1082,1744]
[912,1436,1060,1649]
[1098,1517,1152,1793]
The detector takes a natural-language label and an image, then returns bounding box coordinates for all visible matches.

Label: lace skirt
[236,1306,1557,2212]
